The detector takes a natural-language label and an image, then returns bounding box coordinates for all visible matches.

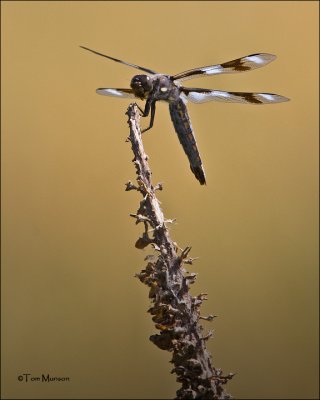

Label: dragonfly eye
[131,75,153,98]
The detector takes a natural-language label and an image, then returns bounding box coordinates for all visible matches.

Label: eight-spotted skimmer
[81,46,289,185]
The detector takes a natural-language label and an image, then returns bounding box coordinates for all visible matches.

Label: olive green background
[1,1,318,399]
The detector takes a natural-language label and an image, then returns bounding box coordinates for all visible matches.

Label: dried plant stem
[125,104,233,399]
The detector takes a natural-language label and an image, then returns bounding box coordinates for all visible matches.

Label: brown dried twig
[125,103,233,399]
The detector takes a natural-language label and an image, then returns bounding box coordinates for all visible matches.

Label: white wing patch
[186,91,233,103]
[246,54,273,64]
[259,93,278,101]
[201,65,224,75]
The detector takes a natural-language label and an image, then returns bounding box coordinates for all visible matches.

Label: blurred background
[1,1,318,399]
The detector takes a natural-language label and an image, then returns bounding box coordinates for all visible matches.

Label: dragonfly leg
[136,103,144,114]
[141,100,156,133]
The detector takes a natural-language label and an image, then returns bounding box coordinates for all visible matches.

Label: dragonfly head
[130,75,153,99]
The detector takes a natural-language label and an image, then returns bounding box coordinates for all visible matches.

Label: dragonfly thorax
[152,75,180,102]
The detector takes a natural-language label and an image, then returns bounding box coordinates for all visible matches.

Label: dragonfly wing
[80,46,157,75]
[173,53,277,82]
[96,88,136,98]
[182,88,289,104]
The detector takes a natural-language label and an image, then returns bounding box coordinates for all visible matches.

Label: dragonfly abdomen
[169,99,206,185]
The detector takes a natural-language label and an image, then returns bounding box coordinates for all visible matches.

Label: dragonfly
[81,46,289,185]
